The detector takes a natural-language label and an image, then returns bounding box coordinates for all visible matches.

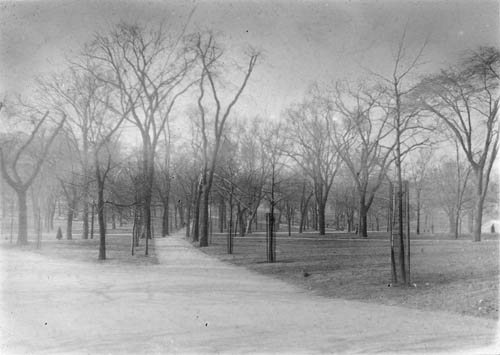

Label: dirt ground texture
[203,232,499,320]
[0,232,498,354]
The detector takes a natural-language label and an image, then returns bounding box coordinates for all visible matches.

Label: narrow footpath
[1,232,497,354]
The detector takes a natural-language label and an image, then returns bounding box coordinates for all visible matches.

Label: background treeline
[0,22,498,258]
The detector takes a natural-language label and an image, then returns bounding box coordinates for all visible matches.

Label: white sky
[0,0,498,121]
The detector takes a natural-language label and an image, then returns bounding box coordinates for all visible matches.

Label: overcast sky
[0,0,498,120]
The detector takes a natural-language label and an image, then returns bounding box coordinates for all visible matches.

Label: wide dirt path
[1,233,498,354]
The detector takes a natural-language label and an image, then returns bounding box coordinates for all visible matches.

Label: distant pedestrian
[491,224,496,234]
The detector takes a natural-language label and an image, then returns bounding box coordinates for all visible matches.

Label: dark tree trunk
[131,208,138,255]
[473,169,484,242]
[17,189,28,245]
[81,133,90,239]
[144,193,152,255]
[317,200,326,235]
[200,187,209,246]
[162,198,169,236]
[82,199,89,239]
[448,211,457,238]
[174,202,178,230]
[416,189,421,235]
[227,193,234,254]
[66,208,74,240]
[90,201,95,239]
[358,196,368,238]
[193,183,202,242]
[238,205,245,237]
[97,182,106,260]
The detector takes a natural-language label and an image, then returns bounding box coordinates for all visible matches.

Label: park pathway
[151,233,498,354]
[1,232,498,354]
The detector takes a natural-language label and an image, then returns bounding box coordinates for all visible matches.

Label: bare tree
[427,147,472,239]
[406,148,434,235]
[194,32,258,247]
[418,46,499,241]
[365,30,431,285]
[80,22,196,254]
[260,122,289,261]
[331,81,397,238]
[37,67,108,240]
[285,85,341,235]
[0,105,65,245]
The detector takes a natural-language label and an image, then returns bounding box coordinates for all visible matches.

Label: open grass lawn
[202,232,499,319]
[0,229,157,266]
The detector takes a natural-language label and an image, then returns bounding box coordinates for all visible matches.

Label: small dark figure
[303,271,310,278]
[56,227,63,240]
[491,224,496,234]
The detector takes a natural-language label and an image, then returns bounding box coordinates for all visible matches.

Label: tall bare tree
[194,32,258,247]
[427,148,472,239]
[0,105,65,245]
[418,46,499,241]
[37,66,107,239]
[331,81,397,238]
[285,85,341,235]
[366,30,431,284]
[80,22,196,254]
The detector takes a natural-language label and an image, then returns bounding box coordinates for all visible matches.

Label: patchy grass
[0,230,158,266]
[202,232,499,319]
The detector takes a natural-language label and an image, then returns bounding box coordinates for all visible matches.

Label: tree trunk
[90,201,95,239]
[454,210,461,240]
[473,169,483,242]
[17,188,28,245]
[358,201,368,238]
[317,200,326,235]
[144,193,152,255]
[45,200,56,232]
[416,189,421,235]
[227,193,234,254]
[199,182,210,247]
[81,132,90,239]
[82,198,89,239]
[237,205,245,237]
[162,198,169,236]
[193,183,202,242]
[174,202,178,230]
[97,181,106,260]
[66,208,74,240]
[448,211,457,238]
[287,211,292,237]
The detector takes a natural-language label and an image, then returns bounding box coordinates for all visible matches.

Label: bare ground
[201,232,499,319]
[0,231,498,354]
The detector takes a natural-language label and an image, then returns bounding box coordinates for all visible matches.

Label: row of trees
[0,22,498,262]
